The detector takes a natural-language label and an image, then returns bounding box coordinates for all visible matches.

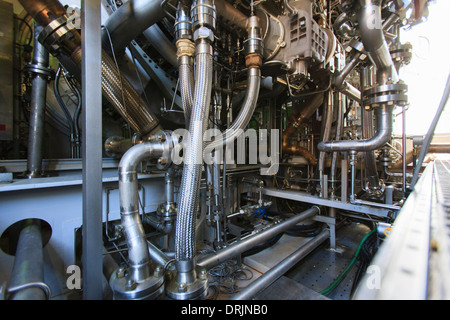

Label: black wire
[54,67,74,137]
[14,16,33,45]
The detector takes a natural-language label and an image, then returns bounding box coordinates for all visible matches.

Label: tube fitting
[244,15,263,68]
[175,2,193,40]
[191,0,216,32]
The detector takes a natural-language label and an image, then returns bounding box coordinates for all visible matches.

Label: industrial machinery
[0,0,448,301]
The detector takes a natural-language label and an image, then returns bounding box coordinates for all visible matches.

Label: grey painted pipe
[231,229,330,300]
[197,206,320,270]
[143,25,178,67]
[118,141,164,282]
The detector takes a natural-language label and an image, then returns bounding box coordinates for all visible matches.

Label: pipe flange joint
[149,130,176,170]
[165,269,208,300]
[191,0,216,32]
[362,82,408,108]
[109,267,165,300]
[24,63,54,80]
[38,15,76,55]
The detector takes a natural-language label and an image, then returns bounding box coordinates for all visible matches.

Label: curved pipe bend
[204,67,261,154]
[318,104,393,152]
[357,0,398,84]
[118,142,165,282]
[103,0,166,55]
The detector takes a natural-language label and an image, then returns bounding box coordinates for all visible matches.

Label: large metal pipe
[318,104,393,152]
[281,93,324,165]
[197,206,320,270]
[101,51,160,135]
[8,220,48,300]
[118,141,165,282]
[357,0,398,84]
[231,229,329,300]
[361,66,380,189]
[214,0,248,31]
[26,25,51,178]
[144,25,178,67]
[17,0,66,27]
[102,0,166,56]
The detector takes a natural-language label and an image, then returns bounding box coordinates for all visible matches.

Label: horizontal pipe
[197,206,320,270]
[231,229,330,300]
[318,104,393,152]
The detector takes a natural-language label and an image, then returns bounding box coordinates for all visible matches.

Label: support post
[81,0,103,300]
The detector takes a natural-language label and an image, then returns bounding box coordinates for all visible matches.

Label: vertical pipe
[26,24,50,178]
[341,154,348,202]
[81,0,103,300]
[361,66,380,190]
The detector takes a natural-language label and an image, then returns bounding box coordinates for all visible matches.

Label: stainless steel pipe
[231,229,330,300]
[197,206,321,270]
[118,141,165,282]
[318,104,394,152]
[357,0,398,84]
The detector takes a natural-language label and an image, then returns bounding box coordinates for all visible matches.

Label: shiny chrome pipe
[197,206,321,270]
[231,229,329,300]
[118,141,165,282]
[175,3,195,127]
[175,37,214,273]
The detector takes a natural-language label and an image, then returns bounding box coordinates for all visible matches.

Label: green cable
[319,228,376,296]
